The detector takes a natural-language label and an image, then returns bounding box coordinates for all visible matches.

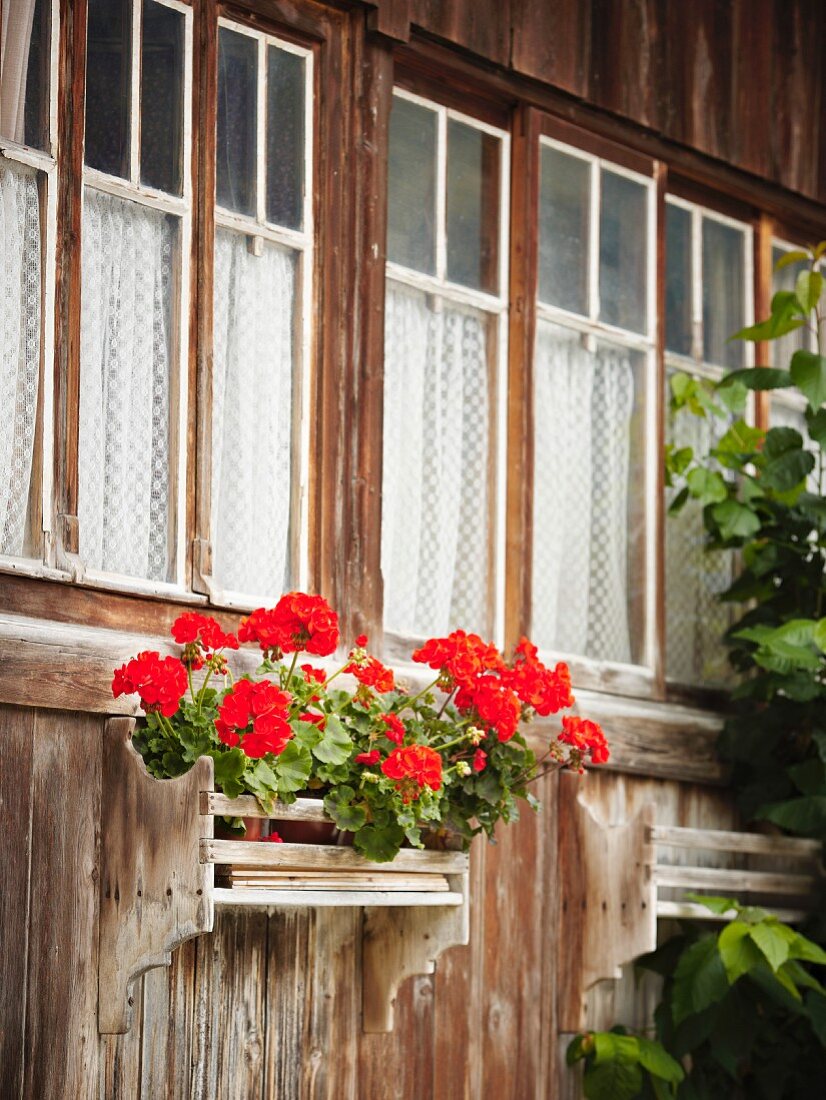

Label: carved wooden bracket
[98,718,214,1033]
[556,771,656,1032]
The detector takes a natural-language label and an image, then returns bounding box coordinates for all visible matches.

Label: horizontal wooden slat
[656,900,810,923]
[654,864,818,896]
[223,871,451,891]
[650,825,823,860]
[201,793,330,821]
[212,888,465,908]
[202,839,469,875]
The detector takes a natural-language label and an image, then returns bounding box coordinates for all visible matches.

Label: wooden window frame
[379,82,512,659]
[0,0,60,576]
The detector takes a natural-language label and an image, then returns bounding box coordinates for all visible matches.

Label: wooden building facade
[1,1,825,1096]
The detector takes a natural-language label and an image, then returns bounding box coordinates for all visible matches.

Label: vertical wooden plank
[0,705,35,1100]
[358,974,435,1099]
[139,939,198,1099]
[409,0,511,67]
[24,710,102,1100]
[264,907,313,1100]
[98,978,144,1100]
[510,0,592,98]
[192,909,268,1100]
[302,908,360,1100]
[538,771,560,1100]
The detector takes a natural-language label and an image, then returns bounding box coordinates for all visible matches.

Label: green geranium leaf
[719,920,765,984]
[748,921,791,973]
[732,292,804,341]
[717,367,793,392]
[210,747,246,799]
[687,467,728,505]
[637,1038,684,1084]
[667,486,690,515]
[672,936,729,1024]
[685,894,739,916]
[775,249,810,271]
[311,714,353,766]
[710,499,761,541]
[353,822,405,863]
[566,1033,591,1066]
[762,447,815,492]
[807,407,826,448]
[796,269,823,314]
[583,1060,643,1100]
[757,796,826,838]
[791,350,826,410]
[273,740,313,793]
[813,618,826,653]
[787,933,826,966]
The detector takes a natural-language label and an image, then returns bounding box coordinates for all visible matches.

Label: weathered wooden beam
[98,718,214,1034]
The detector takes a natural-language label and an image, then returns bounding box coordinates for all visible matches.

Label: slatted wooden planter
[557,770,825,1030]
[98,718,469,1036]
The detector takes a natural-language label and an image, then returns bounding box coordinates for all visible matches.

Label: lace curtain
[211,228,294,596]
[78,188,173,581]
[531,320,635,663]
[1,0,37,143]
[382,281,489,637]
[664,391,732,684]
[0,160,40,556]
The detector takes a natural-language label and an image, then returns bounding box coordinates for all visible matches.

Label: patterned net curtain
[531,320,634,664]
[78,189,173,581]
[382,282,489,637]
[211,229,294,596]
[0,161,40,556]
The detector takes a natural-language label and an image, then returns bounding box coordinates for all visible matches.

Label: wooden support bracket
[98,718,214,1034]
[556,771,656,1032]
[362,867,469,1032]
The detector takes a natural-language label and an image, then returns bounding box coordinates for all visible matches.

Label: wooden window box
[98,718,469,1036]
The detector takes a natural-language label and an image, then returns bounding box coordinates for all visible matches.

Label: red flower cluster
[413,630,504,689]
[171,612,239,651]
[301,665,326,685]
[559,716,610,765]
[382,745,443,802]
[238,593,339,657]
[457,677,522,742]
[473,748,488,772]
[380,713,405,744]
[345,654,395,694]
[505,638,574,715]
[355,749,381,766]
[112,651,188,717]
[216,679,293,759]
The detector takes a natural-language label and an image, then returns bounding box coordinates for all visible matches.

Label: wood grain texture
[98,718,214,1034]
[0,706,34,1100]
[139,940,198,1100]
[24,709,102,1100]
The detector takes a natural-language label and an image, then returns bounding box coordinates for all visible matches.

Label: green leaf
[758,796,826,838]
[686,467,728,505]
[719,920,765,984]
[782,958,826,994]
[733,292,804,341]
[273,740,313,793]
[566,1033,592,1066]
[807,407,826,448]
[813,618,826,653]
[787,758,826,796]
[323,787,367,832]
[710,499,761,541]
[592,1032,639,1066]
[353,822,405,863]
[791,350,826,410]
[787,933,826,966]
[210,747,246,799]
[775,249,811,271]
[667,486,690,516]
[796,269,823,314]
[748,921,791,972]
[637,1038,684,1083]
[583,1061,643,1100]
[806,990,826,1046]
[715,420,765,464]
[762,446,815,491]
[672,936,729,1024]
[762,425,804,458]
[684,894,739,916]
[717,367,793,391]
[311,714,353,766]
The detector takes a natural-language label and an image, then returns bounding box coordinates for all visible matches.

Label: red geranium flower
[380,713,405,744]
[473,748,488,772]
[171,611,239,651]
[559,716,610,764]
[112,651,188,718]
[413,630,505,690]
[239,593,339,656]
[300,664,327,685]
[216,679,293,758]
[355,750,381,765]
[382,745,443,802]
[263,831,284,843]
[457,677,522,742]
[505,642,574,715]
[345,655,395,694]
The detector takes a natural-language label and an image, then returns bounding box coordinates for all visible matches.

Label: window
[530,132,655,671]
[0,0,56,562]
[78,0,192,588]
[209,21,313,604]
[382,89,509,643]
[663,198,752,686]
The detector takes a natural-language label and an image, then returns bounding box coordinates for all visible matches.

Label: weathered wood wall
[0,701,740,1099]
[402,0,826,204]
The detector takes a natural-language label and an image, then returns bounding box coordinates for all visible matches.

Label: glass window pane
[702,217,745,368]
[1,0,50,148]
[212,229,296,594]
[599,170,648,333]
[140,0,184,195]
[0,160,42,557]
[665,203,693,356]
[446,119,500,292]
[772,245,814,366]
[217,27,257,217]
[387,97,437,275]
[85,0,131,178]
[382,281,490,636]
[538,145,589,314]
[665,369,734,685]
[531,319,646,664]
[265,46,305,230]
[78,188,177,582]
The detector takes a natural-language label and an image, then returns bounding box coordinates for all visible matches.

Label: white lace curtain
[0,160,40,556]
[382,281,489,637]
[1,0,37,143]
[211,228,294,596]
[531,320,635,663]
[665,397,732,684]
[78,188,173,581]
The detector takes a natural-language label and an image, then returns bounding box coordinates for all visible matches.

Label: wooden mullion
[53,0,88,562]
[191,0,218,593]
[652,161,668,698]
[504,104,540,650]
[753,211,774,431]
